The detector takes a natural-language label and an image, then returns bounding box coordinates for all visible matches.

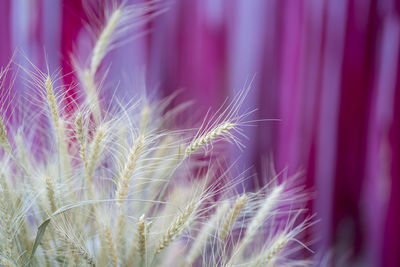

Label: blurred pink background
[1,0,399,266]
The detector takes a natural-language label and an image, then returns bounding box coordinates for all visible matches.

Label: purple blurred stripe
[315,0,347,256]
[42,0,62,75]
[149,0,227,112]
[364,13,400,267]
[333,0,377,262]
[0,0,11,69]
[1,0,400,265]
[226,0,268,176]
[277,0,305,173]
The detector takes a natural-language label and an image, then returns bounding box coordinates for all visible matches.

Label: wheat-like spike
[262,239,288,266]
[90,8,122,76]
[87,124,105,177]
[45,177,57,213]
[116,214,127,265]
[0,180,13,259]
[103,225,118,266]
[74,112,88,167]
[86,124,106,199]
[115,135,143,205]
[45,76,60,128]
[156,201,196,254]
[137,214,148,259]
[185,121,237,157]
[83,125,106,234]
[249,234,288,267]
[0,118,11,154]
[126,215,149,267]
[228,185,283,265]
[56,230,96,267]
[74,113,84,144]
[220,194,247,239]
[114,136,143,259]
[45,76,72,180]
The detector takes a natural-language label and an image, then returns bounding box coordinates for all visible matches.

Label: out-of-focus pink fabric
[61,0,83,94]
[0,1,11,68]
[1,0,400,266]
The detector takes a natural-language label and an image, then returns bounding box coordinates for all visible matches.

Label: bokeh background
[1,0,399,266]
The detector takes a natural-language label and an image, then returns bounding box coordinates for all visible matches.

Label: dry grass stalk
[0,117,11,154]
[45,177,57,213]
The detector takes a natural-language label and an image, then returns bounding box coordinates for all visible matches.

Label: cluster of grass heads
[0,2,315,266]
